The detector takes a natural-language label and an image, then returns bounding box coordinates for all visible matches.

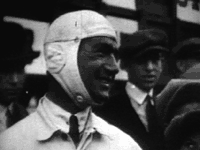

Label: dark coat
[94,80,164,150]
[0,102,28,133]
[6,102,28,128]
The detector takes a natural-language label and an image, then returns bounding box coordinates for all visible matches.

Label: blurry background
[2,0,200,92]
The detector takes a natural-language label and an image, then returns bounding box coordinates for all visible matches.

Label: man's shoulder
[92,113,142,150]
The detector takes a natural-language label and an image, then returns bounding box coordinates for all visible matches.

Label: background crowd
[0,6,200,150]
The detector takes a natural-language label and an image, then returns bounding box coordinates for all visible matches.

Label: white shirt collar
[126,82,153,105]
[36,96,92,139]
[36,96,107,141]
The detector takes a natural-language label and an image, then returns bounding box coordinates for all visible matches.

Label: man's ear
[44,43,66,73]
[176,60,186,73]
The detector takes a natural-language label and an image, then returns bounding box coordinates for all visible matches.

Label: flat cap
[172,37,200,59]
[1,21,40,64]
[120,28,169,58]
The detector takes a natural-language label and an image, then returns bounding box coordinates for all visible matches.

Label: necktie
[145,95,158,133]
[69,115,79,145]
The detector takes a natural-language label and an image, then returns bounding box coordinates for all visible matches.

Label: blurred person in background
[165,110,200,150]
[156,80,200,150]
[95,28,169,150]
[0,10,142,150]
[0,21,40,133]
[157,80,200,129]
[156,79,200,127]
[171,37,200,79]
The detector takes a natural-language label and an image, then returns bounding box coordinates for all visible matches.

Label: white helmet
[44,10,118,108]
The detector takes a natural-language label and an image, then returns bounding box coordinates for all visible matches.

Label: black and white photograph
[1,0,200,150]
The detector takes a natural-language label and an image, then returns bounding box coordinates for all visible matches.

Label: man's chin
[139,82,156,92]
[91,91,109,106]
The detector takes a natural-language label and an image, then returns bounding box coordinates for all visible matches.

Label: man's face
[0,66,26,106]
[127,51,164,92]
[78,36,118,105]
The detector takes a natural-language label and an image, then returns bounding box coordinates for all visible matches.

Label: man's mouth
[142,75,156,81]
[100,76,115,86]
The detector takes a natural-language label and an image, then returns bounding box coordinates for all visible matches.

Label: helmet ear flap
[44,43,66,73]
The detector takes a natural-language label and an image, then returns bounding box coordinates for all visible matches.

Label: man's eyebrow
[97,43,118,52]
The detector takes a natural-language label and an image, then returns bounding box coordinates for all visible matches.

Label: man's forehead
[84,36,117,47]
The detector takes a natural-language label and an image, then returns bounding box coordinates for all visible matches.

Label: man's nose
[105,54,119,74]
[146,60,154,70]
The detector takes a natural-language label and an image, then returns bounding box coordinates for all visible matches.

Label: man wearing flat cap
[0,21,40,133]
[172,37,200,79]
[0,10,142,150]
[95,28,169,150]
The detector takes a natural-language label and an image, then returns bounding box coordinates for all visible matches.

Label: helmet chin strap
[46,41,94,109]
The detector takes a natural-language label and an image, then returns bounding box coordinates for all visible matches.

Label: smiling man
[0,10,141,150]
[95,29,169,150]
[78,37,119,104]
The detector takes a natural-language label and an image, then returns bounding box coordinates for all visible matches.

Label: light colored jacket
[0,96,141,150]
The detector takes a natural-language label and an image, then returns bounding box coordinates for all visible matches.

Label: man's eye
[96,53,104,57]
[136,59,146,64]
[151,58,160,63]
[97,50,111,56]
